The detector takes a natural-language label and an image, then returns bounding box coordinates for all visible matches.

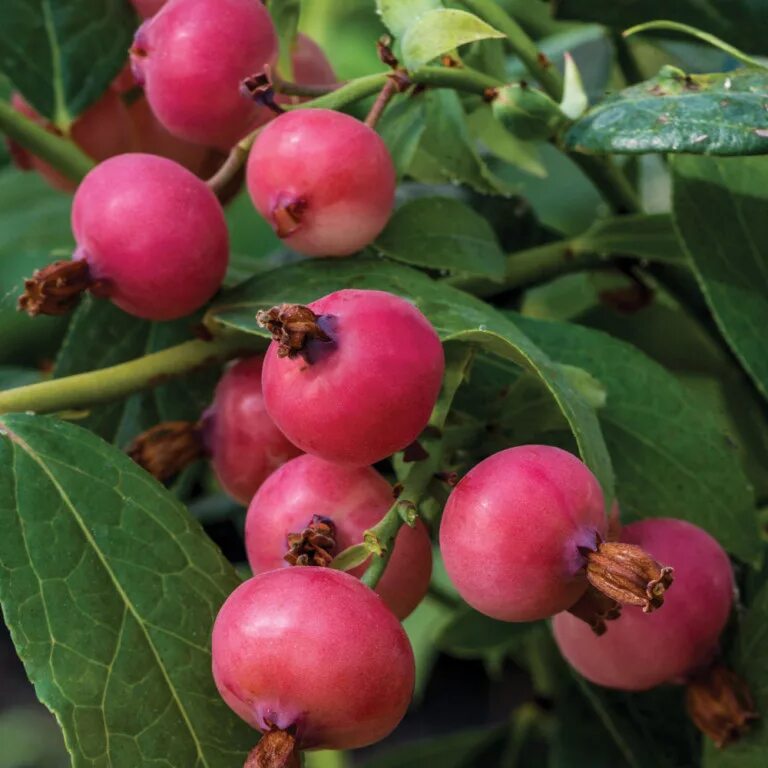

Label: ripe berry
[289,34,336,88]
[244,454,432,618]
[258,290,444,466]
[440,445,608,622]
[553,518,734,691]
[71,153,228,320]
[203,356,302,505]
[10,91,134,191]
[212,568,415,753]
[246,109,396,256]
[130,0,278,148]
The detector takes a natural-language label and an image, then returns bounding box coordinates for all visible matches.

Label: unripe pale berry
[439,445,607,622]
[10,91,134,191]
[203,356,302,505]
[553,518,734,691]
[212,568,415,751]
[247,109,396,256]
[72,153,228,320]
[130,0,278,148]
[259,290,444,466]
[244,454,432,618]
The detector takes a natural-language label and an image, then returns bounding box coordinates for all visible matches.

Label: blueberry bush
[1,1,767,767]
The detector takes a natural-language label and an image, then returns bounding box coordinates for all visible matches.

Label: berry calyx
[18,260,94,317]
[49,153,228,321]
[130,0,278,148]
[245,454,432,619]
[256,304,331,359]
[259,289,445,466]
[685,664,758,748]
[553,519,735,691]
[211,568,415,753]
[127,421,206,482]
[246,109,396,256]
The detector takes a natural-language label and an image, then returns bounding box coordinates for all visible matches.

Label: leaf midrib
[3,422,212,768]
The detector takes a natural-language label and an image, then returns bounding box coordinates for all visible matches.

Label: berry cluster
[9,0,753,762]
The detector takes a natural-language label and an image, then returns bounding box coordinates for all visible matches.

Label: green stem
[284,72,388,110]
[0,99,94,183]
[462,0,642,215]
[446,239,606,298]
[411,64,502,92]
[462,0,563,99]
[361,346,473,589]
[0,333,260,415]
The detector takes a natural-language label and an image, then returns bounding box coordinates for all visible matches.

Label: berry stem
[0,333,260,415]
[207,130,262,195]
[361,345,473,589]
[364,77,400,129]
[0,98,94,183]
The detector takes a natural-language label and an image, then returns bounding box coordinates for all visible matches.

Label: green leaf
[0,366,42,390]
[402,595,454,701]
[410,89,515,196]
[375,196,505,279]
[206,256,614,498]
[358,724,505,768]
[0,168,72,365]
[566,67,768,156]
[401,9,504,70]
[53,298,153,442]
[376,0,442,39]
[553,0,768,55]
[672,154,768,402]
[437,607,532,659]
[703,579,768,767]
[0,0,137,129]
[377,95,427,179]
[0,414,254,767]
[515,314,759,564]
[266,0,300,79]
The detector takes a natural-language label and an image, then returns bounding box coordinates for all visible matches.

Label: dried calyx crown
[127,421,207,482]
[18,260,95,317]
[245,728,300,768]
[284,516,337,567]
[256,303,331,359]
[569,533,674,634]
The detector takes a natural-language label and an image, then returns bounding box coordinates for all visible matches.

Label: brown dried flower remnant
[127,421,206,482]
[244,729,300,768]
[567,585,622,636]
[256,303,331,359]
[581,535,674,612]
[285,515,337,567]
[686,664,758,748]
[18,260,93,317]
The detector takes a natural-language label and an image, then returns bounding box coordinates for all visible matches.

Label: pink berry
[260,290,444,465]
[553,519,734,691]
[203,356,302,505]
[10,91,134,192]
[439,445,607,622]
[71,153,228,320]
[131,0,167,17]
[246,109,396,256]
[289,34,336,88]
[130,0,277,148]
[212,568,415,750]
[244,454,432,619]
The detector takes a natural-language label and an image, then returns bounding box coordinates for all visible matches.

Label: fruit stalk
[0,333,261,415]
[0,99,94,182]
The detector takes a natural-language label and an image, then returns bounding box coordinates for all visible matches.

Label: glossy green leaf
[377,96,427,179]
[566,67,768,156]
[376,0,441,39]
[0,366,42,390]
[554,0,768,55]
[401,9,504,70]
[0,414,254,767]
[375,196,505,279]
[672,154,768,402]
[703,579,768,767]
[410,89,515,196]
[437,607,532,659]
[0,0,137,129]
[516,315,759,564]
[358,724,505,768]
[206,257,614,497]
[0,168,72,365]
